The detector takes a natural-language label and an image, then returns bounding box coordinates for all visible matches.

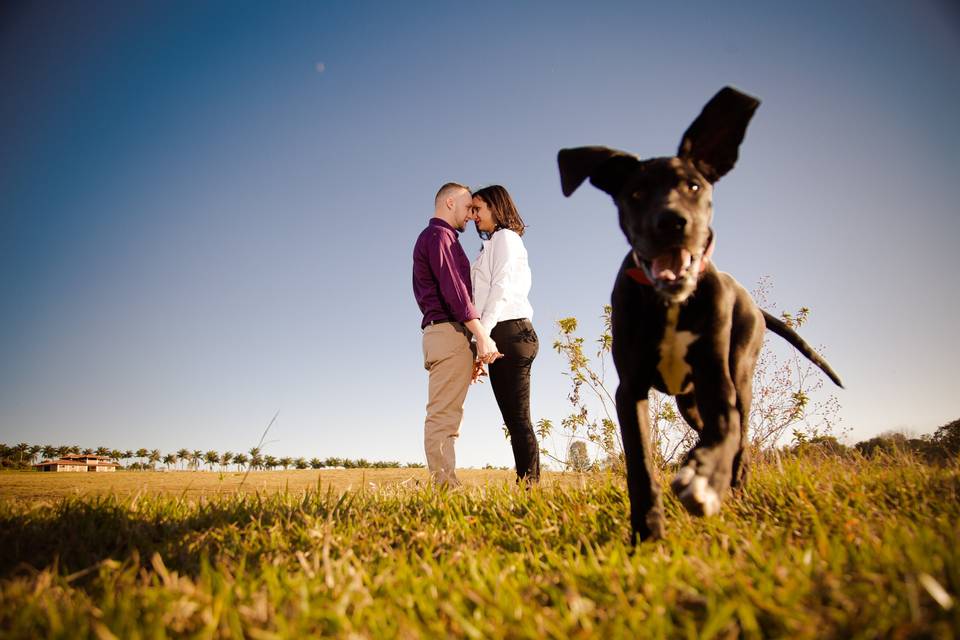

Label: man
[413,182,500,487]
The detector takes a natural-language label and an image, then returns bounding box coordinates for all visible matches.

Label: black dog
[557,87,843,542]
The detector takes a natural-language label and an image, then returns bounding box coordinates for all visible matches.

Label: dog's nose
[656,210,688,235]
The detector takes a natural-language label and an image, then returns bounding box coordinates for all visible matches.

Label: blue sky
[2,1,958,467]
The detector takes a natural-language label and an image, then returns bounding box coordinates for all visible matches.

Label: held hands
[479,350,504,364]
[475,333,503,365]
[464,319,503,367]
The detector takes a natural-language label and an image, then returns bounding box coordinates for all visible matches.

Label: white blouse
[470,229,533,333]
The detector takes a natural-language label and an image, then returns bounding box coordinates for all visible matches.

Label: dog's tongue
[650,249,693,281]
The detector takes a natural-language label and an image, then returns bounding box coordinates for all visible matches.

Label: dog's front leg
[616,385,665,542]
[671,358,741,517]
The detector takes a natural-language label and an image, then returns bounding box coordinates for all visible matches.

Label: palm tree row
[0,443,419,471]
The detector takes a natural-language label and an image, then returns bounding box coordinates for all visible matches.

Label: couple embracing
[412,183,539,487]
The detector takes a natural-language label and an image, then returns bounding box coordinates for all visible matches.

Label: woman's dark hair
[472,185,526,238]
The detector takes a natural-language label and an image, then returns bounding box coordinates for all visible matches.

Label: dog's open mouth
[634,247,699,294]
[648,248,694,283]
[632,230,715,297]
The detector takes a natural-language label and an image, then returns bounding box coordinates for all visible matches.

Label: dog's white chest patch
[657,305,697,395]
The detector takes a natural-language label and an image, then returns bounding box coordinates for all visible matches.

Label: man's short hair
[435,182,470,207]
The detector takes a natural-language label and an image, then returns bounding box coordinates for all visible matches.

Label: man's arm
[428,231,476,320]
[427,231,501,363]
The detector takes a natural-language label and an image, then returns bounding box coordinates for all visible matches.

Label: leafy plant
[541,280,843,471]
[534,308,620,472]
[752,278,843,449]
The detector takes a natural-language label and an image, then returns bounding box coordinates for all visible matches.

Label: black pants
[489,318,540,481]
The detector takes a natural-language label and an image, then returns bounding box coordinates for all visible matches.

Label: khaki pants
[422,322,474,487]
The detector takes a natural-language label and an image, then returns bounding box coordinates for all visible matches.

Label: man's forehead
[436,184,470,204]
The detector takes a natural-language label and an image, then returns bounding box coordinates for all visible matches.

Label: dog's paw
[671,464,722,517]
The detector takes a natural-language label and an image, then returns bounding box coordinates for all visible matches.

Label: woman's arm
[479,231,522,332]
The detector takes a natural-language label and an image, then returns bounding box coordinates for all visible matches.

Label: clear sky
[2,1,958,467]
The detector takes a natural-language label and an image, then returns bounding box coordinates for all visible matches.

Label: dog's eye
[631,190,644,200]
[687,181,701,192]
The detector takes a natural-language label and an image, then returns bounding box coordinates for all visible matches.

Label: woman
[470,185,540,483]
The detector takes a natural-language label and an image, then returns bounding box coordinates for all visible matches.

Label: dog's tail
[762,310,844,388]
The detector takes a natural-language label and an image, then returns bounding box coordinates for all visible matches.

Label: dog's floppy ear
[558,146,640,197]
[677,87,760,183]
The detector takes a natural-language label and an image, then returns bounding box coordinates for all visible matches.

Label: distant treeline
[0,444,425,471]
[2,417,957,471]
[785,418,959,462]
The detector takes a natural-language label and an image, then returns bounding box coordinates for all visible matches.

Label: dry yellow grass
[0,469,582,505]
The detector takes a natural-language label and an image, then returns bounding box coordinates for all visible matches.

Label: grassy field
[0,468,560,505]
[1,457,957,638]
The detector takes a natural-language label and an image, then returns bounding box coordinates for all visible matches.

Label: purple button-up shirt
[413,218,479,329]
